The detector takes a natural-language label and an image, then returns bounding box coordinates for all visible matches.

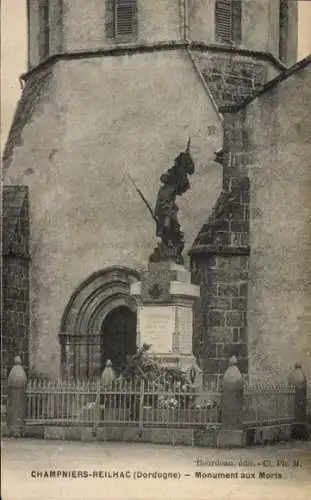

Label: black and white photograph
[1,1,311,499]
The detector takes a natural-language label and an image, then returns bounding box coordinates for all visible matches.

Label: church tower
[3,1,298,379]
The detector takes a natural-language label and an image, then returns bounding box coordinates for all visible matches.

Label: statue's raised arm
[149,138,195,265]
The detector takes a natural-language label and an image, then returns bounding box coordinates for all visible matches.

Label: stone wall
[4,0,297,380]
[192,253,248,381]
[191,58,311,393]
[2,187,30,383]
[2,259,30,375]
[27,0,297,69]
[192,51,280,108]
[4,49,222,378]
[61,0,182,52]
[3,67,53,177]
[28,0,63,68]
[190,113,250,381]
[220,60,311,395]
[189,0,297,59]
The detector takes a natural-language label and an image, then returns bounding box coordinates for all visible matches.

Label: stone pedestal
[7,356,27,438]
[131,262,203,387]
[217,357,245,448]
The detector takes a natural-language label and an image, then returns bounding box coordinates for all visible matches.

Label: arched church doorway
[101,306,137,374]
[59,266,140,379]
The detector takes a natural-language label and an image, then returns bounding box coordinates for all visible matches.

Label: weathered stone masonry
[193,51,270,107]
[190,112,251,383]
[2,187,30,385]
[2,67,53,179]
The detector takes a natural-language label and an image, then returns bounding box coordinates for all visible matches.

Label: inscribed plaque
[138,305,175,353]
[178,306,193,354]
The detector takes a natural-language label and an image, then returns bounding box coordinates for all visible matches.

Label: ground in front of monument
[2,438,311,500]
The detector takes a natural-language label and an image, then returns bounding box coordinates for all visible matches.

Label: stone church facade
[3,1,309,400]
[191,57,311,392]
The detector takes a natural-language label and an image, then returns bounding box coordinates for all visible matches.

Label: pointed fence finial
[185,137,191,153]
[229,356,237,366]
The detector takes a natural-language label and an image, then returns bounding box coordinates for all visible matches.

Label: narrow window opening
[215,0,241,45]
[279,0,289,62]
[39,0,50,60]
[106,0,138,40]
[115,0,137,36]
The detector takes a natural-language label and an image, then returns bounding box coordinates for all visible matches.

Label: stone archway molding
[60,266,140,335]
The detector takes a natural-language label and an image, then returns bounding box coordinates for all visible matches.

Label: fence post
[217,356,245,448]
[289,363,308,440]
[138,378,145,437]
[7,356,27,438]
[100,360,116,386]
[100,360,116,422]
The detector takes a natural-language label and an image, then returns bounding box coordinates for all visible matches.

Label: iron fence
[25,379,297,427]
[25,378,221,428]
[243,383,296,427]
[5,353,307,446]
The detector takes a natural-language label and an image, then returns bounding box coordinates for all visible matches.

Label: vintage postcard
[1,1,311,499]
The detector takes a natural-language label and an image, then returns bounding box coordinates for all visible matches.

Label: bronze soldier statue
[129,139,195,265]
[150,139,195,265]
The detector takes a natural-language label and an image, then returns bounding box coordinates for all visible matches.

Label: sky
[1,1,311,151]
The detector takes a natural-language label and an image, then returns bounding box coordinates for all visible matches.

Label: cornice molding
[21,40,287,82]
